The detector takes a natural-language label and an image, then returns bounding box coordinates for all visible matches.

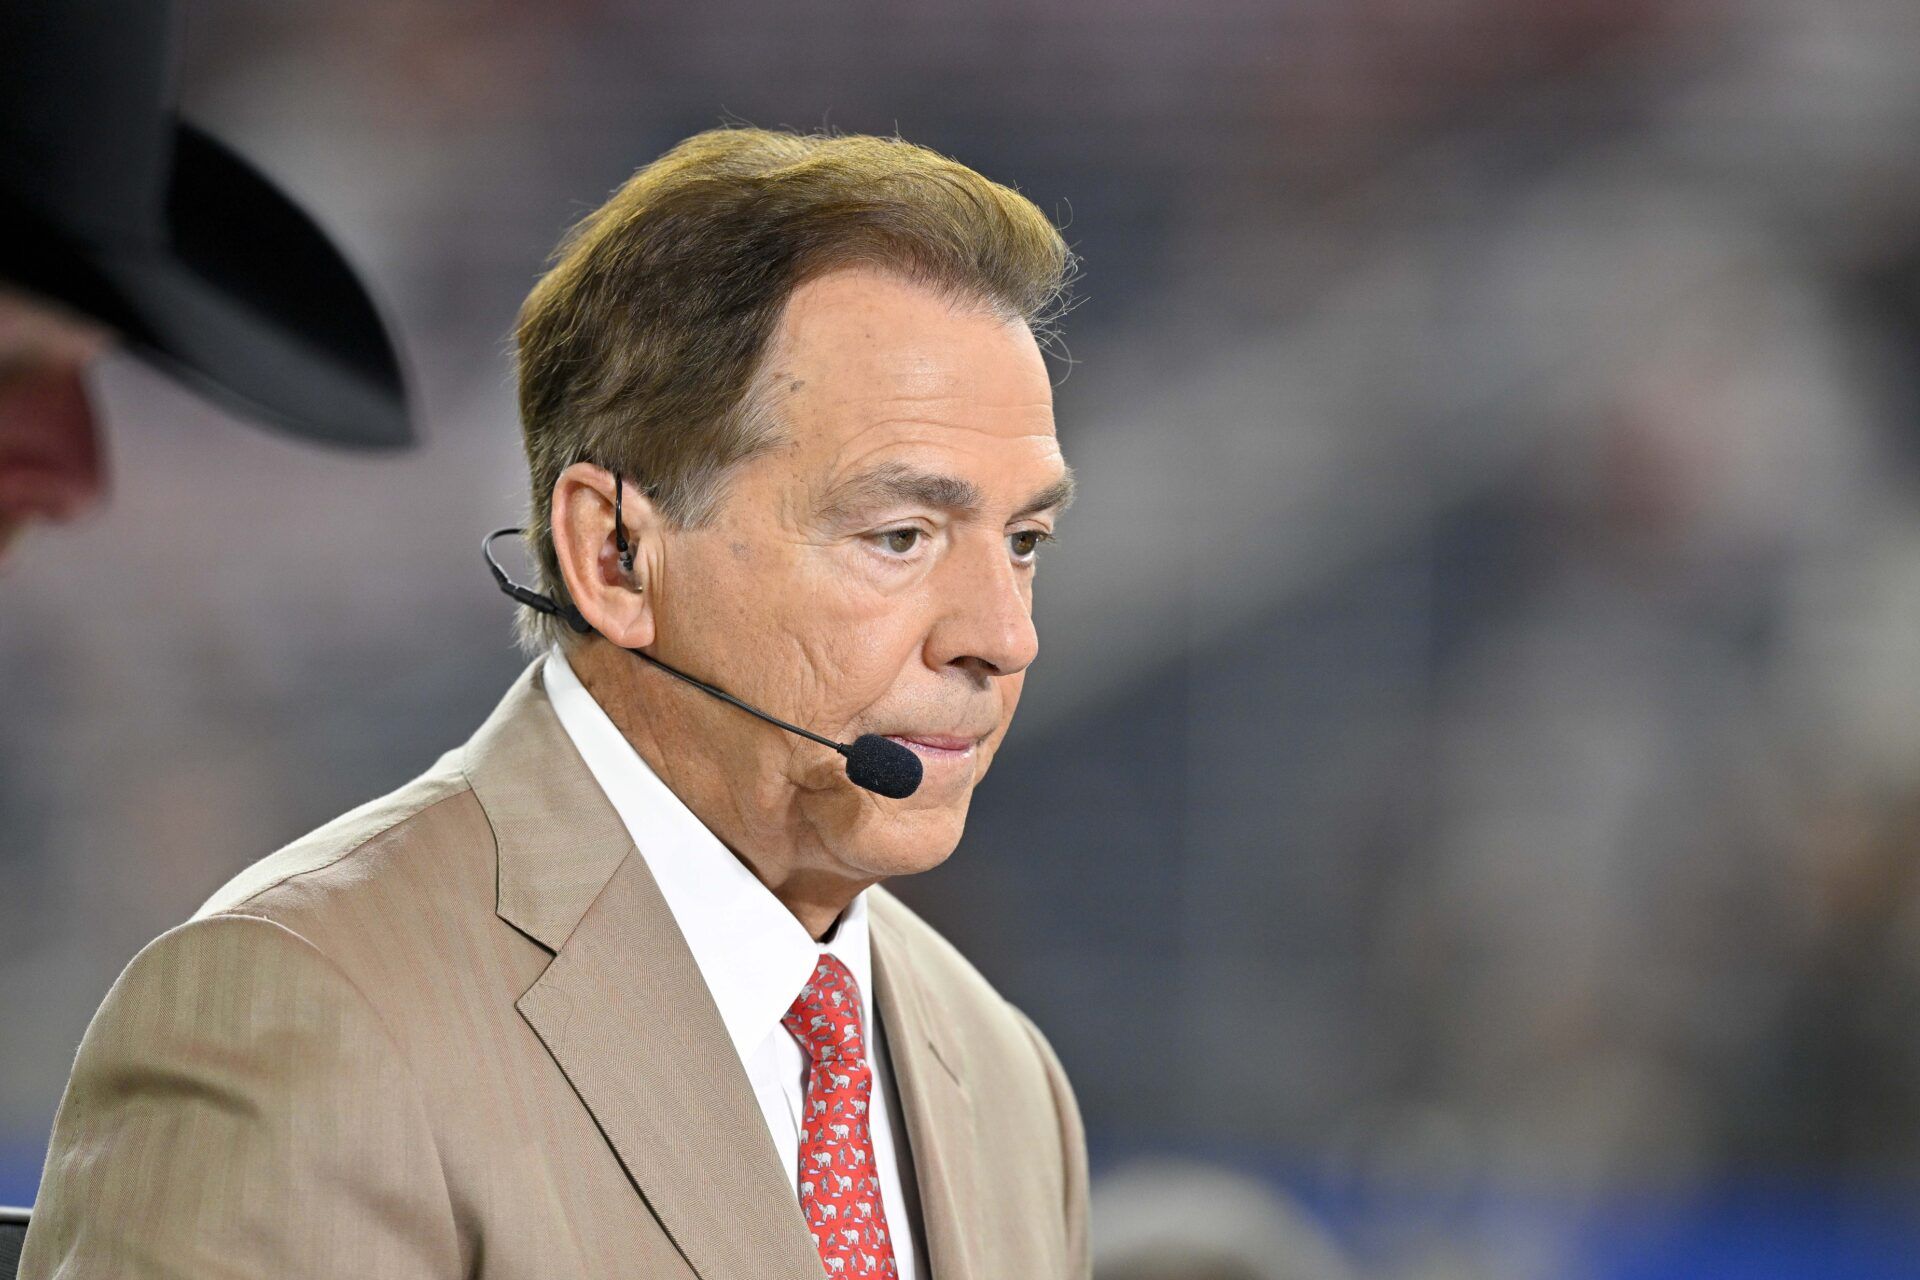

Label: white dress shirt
[543,648,923,1277]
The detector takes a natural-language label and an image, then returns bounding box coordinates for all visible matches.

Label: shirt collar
[542,645,875,1064]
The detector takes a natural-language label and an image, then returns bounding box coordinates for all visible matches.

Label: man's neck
[563,640,872,940]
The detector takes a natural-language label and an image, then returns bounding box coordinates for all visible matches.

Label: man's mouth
[881,733,979,759]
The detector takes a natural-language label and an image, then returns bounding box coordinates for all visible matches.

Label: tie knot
[782,953,867,1063]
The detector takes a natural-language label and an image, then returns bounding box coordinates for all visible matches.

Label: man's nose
[925,535,1039,678]
[0,356,109,527]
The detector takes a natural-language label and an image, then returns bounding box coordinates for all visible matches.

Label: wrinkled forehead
[761,269,1057,471]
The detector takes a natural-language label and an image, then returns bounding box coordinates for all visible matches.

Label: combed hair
[512,126,1074,652]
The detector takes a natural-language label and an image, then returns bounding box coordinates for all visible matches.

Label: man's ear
[551,462,657,648]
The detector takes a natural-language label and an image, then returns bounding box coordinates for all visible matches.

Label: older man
[21,128,1086,1279]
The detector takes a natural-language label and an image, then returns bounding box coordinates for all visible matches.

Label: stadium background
[6,1,1920,1274]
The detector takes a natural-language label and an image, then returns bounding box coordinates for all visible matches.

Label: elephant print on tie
[782,954,899,1278]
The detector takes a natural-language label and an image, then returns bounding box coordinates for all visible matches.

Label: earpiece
[613,473,636,574]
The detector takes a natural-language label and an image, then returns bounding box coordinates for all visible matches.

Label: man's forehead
[780,357,1054,413]
[769,371,1060,484]
[769,270,1052,409]
[755,270,1063,508]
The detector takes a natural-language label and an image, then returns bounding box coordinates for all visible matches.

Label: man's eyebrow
[815,463,982,523]
[814,461,1076,524]
[1012,468,1076,520]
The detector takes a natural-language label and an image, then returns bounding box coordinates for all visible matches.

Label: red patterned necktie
[782,953,899,1277]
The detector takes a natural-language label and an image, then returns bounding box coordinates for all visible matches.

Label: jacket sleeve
[1009,1004,1090,1280]
[19,913,462,1279]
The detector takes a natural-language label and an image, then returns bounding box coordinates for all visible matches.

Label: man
[21,128,1087,1278]
[0,0,412,564]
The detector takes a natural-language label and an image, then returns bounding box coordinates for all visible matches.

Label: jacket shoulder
[195,747,486,927]
[20,911,463,1278]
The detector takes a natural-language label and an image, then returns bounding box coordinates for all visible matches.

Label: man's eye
[880,528,922,554]
[1009,529,1052,560]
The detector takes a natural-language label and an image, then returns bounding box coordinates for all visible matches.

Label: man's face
[651,268,1071,879]
[0,292,109,563]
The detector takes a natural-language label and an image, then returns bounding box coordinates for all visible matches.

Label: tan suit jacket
[21,659,1089,1278]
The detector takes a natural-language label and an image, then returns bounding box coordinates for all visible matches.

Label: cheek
[796,612,929,720]
[783,556,934,701]
[673,540,807,683]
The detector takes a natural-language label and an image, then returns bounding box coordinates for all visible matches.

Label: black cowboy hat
[0,0,413,449]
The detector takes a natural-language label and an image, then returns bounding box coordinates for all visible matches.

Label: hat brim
[1,122,414,450]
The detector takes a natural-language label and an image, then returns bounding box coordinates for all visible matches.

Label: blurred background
[6,0,1920,1275]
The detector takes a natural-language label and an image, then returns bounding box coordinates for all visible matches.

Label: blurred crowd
[7,0,1920,1275]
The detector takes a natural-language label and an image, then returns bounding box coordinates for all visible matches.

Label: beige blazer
[21,659,1089,1279]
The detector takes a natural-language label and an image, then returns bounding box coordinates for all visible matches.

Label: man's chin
[843,805,968,881]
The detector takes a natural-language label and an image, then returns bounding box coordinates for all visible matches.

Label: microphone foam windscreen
[844,734,923,799]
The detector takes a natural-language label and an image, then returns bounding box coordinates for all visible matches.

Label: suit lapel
[516,852,826,1280]
[467,658,824,1280]
[870,894,980,1280]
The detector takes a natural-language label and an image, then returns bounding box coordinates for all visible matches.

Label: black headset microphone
[481,513,924,800]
